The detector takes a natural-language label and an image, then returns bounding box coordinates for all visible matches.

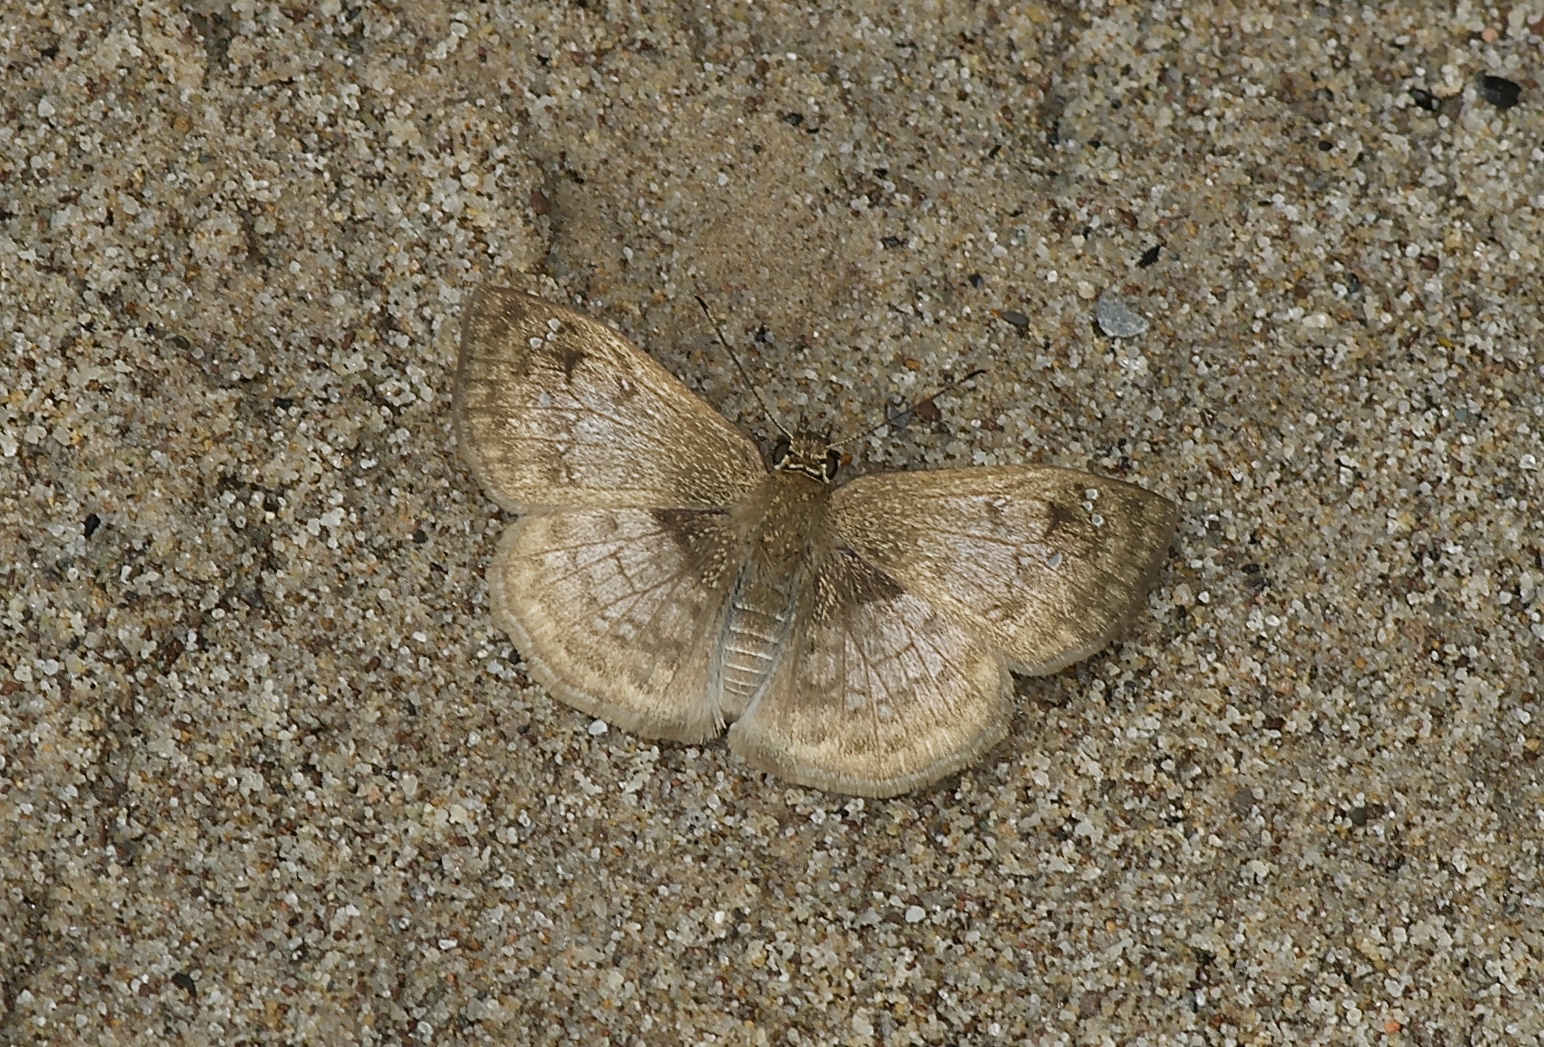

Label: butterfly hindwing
[490,506,745,743]
[728,546,1013,798]
[455,287,764,513]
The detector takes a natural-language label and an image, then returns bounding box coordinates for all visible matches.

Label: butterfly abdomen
[718,574,796,715]
[712,470,825,720]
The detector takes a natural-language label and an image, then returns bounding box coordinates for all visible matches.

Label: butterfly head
[770,433,842,484]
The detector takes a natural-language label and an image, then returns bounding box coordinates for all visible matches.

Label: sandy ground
[3,2,1542,1044]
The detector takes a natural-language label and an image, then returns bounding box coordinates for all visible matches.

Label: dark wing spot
[556,346,586,381]
[651,507,728,554]
[835,548,905,605]
[1045,501,1078,538]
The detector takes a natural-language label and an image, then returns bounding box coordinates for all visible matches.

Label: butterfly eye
[824,448,842,480]
[771,435,792,466]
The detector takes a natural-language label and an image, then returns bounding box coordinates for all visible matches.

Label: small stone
[1095,289,1149,337]
[1476,74,1521,110]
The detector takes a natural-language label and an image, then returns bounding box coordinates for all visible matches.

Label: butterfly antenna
[694,294,793,438]
[830,367,987,449]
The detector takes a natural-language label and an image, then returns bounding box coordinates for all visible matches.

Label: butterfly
[455,286,1177,797]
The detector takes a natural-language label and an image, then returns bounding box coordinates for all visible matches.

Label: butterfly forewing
[455,287,764,513]
[826,467,1178,674]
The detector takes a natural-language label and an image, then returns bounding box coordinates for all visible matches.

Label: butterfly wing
[458,287,766,738]
[727,546,1013,797]
[825,467,1177,675]
[455,286,765,513]
[490,506,745,743]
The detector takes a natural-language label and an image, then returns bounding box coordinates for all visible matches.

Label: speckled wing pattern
[456,286,1177,797]
[455,286,764,513]
[825,468,1178,675]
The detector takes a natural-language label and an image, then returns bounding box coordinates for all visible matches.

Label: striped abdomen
[718,572,798,716]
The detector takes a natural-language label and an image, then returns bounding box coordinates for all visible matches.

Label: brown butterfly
[455,287,1177,797]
